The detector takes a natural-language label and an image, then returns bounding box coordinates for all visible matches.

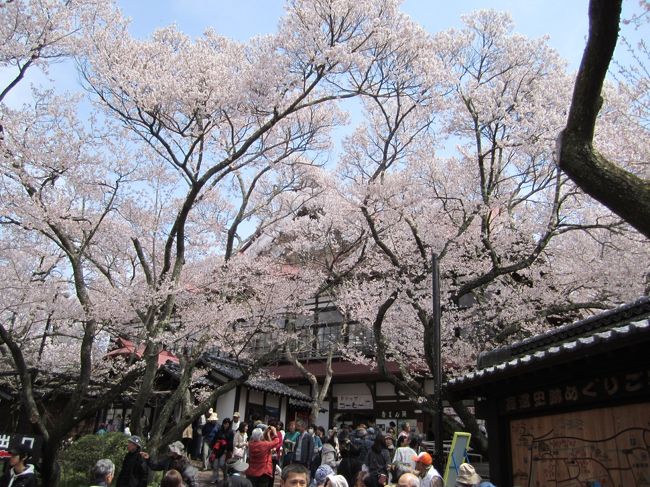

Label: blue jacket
[202,422,220,445]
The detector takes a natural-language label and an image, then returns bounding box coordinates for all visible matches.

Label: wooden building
[447,296,650,486]
[101,351,313,430]
[263,295,438,433]
[268,359,436,433]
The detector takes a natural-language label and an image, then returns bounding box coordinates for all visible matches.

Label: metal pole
[432,252,444,472]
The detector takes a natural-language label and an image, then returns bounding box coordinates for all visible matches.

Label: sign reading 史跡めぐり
[500,369,649,414]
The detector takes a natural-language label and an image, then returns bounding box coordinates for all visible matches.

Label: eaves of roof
[245,376,312,401]
[266,360,404,382]
[167,353,312,402]
[448,297,650,392]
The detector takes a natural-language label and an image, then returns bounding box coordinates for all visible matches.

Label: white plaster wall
[376,382,396,396]
[249,389,264,405]
[237,392,247,419]
[280,397,288,425]
[266,394,280,408]
[215,388,237,422]
[316,408,330,429]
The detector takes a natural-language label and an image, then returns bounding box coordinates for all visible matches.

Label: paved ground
[196,469,216,486]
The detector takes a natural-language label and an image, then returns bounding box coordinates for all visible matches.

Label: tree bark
[286,347,334,425]
[39,436,62,487]
[130,342,162,435]
[559,0,650,239]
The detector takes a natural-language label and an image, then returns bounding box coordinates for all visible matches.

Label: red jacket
[246,436,281,478]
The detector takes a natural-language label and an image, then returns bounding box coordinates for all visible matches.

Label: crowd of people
[99,413,495,487]
[1,413,496,487]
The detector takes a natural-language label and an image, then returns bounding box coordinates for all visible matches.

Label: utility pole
[432,253,444,472]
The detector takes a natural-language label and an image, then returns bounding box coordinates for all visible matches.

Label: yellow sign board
[442,432,472,487]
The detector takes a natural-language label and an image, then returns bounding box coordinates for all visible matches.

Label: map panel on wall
[510,402,650,486]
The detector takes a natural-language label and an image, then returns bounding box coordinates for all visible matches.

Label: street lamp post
[431,252,444,472]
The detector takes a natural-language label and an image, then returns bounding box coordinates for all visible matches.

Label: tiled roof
[198,353,312,401]
[246,375,312,401]
[448,297,650,390]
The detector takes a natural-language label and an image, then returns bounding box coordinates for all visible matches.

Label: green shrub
[58,432,161,487]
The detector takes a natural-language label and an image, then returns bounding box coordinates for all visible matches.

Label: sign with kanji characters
[379,409,409,419]
[337,395,373,410]
[499,368,650,414]
[0,433,42,462]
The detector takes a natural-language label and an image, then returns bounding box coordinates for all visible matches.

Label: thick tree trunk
[39,435,62,487]
[286,348,334,426]
[130,342,162,435]
[559,0,650,239]
[147,356,193,454]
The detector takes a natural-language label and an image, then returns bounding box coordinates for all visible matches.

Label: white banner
[338,395,373,410]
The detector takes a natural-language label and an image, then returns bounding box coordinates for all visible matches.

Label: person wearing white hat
[202,408,220,470]
[226,457,253,487]
[454,463,482,487]
[232,412,241,431]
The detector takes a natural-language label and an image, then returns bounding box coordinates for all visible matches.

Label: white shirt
[421,465,443,487]
[393,446,417,469]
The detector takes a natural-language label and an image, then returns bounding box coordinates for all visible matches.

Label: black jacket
[116,450,149,487]
[338,457,363,487]
[0,464,38,487]
[213,427,234,457]
[366,448,390,476]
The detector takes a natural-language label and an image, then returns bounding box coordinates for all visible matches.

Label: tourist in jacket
[0,444,37,487]
[292,420,314,469]
[246,426,282,487]
[116,435,149,487]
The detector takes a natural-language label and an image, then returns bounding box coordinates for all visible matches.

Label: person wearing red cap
[411,452,442,487]
[0,444,37,487]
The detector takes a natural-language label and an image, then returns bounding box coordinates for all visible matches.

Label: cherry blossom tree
[76,0,426,448]
[0,4,146,483]
[2,1,647,480]
[2,0,439,480]
[275,9,649,455]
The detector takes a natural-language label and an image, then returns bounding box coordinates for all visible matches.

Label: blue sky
[2,0,645,108]
[118,0,597,68]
